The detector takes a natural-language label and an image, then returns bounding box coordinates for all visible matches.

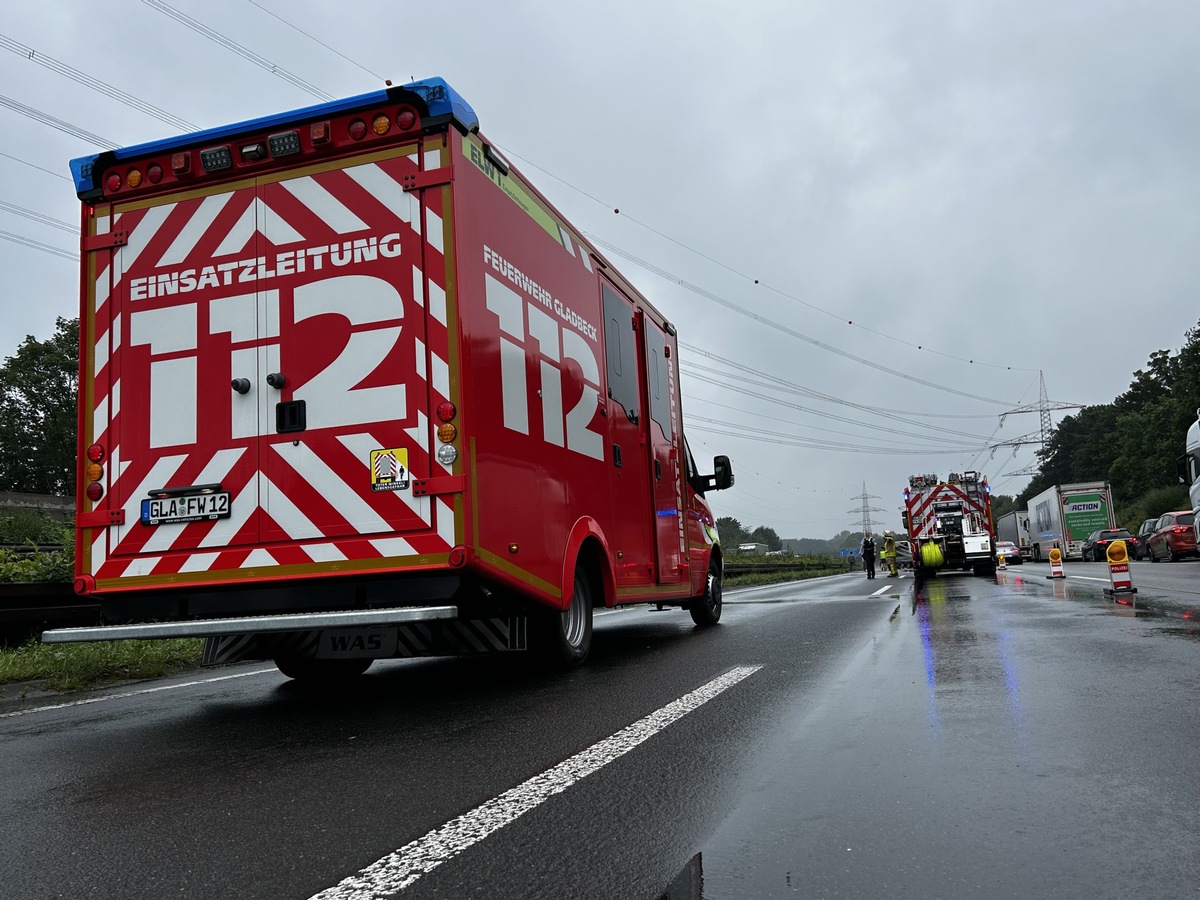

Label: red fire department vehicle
[903,471,996,577]
[46,78,734,677]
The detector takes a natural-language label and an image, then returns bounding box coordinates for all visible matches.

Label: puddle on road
[987,567,1200,637]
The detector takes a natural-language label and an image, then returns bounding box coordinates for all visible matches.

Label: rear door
[102,147,447,571]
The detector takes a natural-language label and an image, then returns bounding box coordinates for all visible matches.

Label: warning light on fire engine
[105,172,121,192]
[147,164,163,184]
[86,443,105,463]
[437,423,457,443]
[310,121,331,144]
[436,401,456,422]
[372,115,391,135]
[126,168,143,188]
[348,119,368,141]
[397,108,417,130]
[171,152,191,175]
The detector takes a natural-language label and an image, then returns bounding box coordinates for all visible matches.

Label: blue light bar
[70,76,477,196]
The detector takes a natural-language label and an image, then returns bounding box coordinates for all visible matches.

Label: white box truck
[1026,482,1116,562]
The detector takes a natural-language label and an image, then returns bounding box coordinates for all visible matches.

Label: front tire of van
[690,557,723,626]
[274,656,373,681]
[535,566,593,668]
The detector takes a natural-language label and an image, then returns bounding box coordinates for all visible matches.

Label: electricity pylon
[848,483,887,534]
[991,371,1083,477]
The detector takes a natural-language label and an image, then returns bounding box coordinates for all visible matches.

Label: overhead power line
[0,94,116,148]
[247,0,384,81]
[0,229,74,260]
[0,33,196,132]
[592,235,1008,406]
[0,151,72,181]
[0,200,74,232]
[142,0,335,102]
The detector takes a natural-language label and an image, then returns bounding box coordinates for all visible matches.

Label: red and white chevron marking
[84,150,458,584]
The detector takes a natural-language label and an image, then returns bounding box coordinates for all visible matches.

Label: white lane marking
[1068,576,1111,583]
[871,584,893,596]
[0,667,277,720]
[310,665,763,899]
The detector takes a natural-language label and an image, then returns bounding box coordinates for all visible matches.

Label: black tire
[535,564,593,667]
[1170,549,1180,562]
[690,556,723,626]
[1149,545,1158,562]
[274,656,373,681]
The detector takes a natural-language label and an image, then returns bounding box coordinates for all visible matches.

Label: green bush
[0,516,73,583]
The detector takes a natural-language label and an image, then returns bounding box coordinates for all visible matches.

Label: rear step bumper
[41,605,458,643]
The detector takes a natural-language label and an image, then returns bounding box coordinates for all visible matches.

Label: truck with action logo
[1025,481,1116,561]
[46,78,734,677]
[903,471,996,577]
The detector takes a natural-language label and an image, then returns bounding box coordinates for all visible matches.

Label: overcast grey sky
[2,0,1197,538]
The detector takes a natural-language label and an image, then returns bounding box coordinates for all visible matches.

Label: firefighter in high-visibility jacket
[882,531,899,578]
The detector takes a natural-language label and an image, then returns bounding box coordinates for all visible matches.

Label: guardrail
[0,582,99,643]
[724,559,840,577]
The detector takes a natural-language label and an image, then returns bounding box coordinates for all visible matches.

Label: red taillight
[1174,526,1188,534]
[105,172,122,192]
[348,118,368,141]
[86,443,105,462]
[85,482,104,502]
[436,401,456,422]
[147,163,163,184]
[396,108,416,130]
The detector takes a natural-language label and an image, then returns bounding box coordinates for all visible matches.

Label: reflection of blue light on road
[995,628,1024,723]
[915,599,940,729]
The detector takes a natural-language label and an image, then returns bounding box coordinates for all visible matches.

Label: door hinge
[77,509,126,528]
[83,231,128,251]
[402,167,453,192]
[412,474,465,497]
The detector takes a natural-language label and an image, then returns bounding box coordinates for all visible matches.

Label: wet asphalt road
[1,563,1198,900]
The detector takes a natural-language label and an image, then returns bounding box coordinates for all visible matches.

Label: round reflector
[436,401,456,422]
[85,482,104,502]
[397,109,417,130]
[371,115,390,135]
[348,119,368,140]
[146,164,163,184]
[437,423,457,443]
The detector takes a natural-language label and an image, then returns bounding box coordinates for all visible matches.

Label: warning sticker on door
[370,447,411,492]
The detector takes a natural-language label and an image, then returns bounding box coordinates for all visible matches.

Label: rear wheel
[1149,545,1159,562]
[534,564,593,667]
[690,557,723,626]
[1170,548,1180,562]
[274,656,373,681]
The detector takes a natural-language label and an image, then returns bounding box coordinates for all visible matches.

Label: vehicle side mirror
[711,455,734,491]
[1176,453,1188,485]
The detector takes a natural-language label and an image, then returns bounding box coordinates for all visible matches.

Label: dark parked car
[1081,529,1138,562]
[1146,511,1198,562]
[1135,518,1158,560]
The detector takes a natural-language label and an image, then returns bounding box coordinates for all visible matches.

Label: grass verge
[0,638,204,692]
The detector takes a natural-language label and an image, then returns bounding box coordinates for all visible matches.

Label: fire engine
[903,472,996,577]
[45,78,734,677]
